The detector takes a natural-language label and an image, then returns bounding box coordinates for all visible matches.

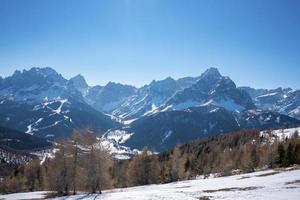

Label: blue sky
[0,0,299,89]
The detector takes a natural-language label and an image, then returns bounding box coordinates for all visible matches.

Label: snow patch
[256,92,278,98]
[210,108,220,113]
[53,99,68,114]
[161,130,172,144]
[161,105,173,112]
[218,99,245,112]
[172,100,202,110]
[290,106,300,115]
[0,191,49,200]
[123,118,137,125]
[143,104,159,116]
[101,130,138,159]
[104,130,134,144]
[25,118,43,135]
[260,127,300,143]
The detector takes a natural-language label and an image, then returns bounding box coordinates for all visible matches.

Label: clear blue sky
[0,0,299,89]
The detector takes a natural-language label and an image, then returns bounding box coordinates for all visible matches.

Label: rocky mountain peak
[200,67,222,80]
[68,74,89,90]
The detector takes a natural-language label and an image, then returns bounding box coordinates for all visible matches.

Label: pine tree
[294,144,300,164]
[249,146,260,171]
[277,144,285,166]
[285,143,295,166]
[70,130,80,195]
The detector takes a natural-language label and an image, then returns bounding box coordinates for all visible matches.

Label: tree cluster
[112,129,300,187]
[0,130,112,196]
[1,128,300,195]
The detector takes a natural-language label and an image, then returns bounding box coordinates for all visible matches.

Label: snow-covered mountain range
[240,87,300,120]
[0,67,120,139]
[0,67,299,153]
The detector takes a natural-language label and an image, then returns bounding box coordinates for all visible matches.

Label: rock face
[86,82,137,112]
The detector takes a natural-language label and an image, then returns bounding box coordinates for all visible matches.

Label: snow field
[2,168,299,200]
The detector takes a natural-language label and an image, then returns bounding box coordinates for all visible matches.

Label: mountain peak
[201,67,221,79]
[27,67,59,77]
[150,77,176,85]
[104,82,136,91]
[70,74,86,83]
[105,81,122,88]
[12,70,22,77]
[68,74,88,89]
[72,74,84,79]
[164,76,175,81]
[8,67,65,84]
[193,67,222,87]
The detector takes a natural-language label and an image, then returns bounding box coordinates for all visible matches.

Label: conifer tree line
[0,128,300,196]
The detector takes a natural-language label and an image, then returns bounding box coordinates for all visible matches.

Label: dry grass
[199,196,211,200]
[274,165,300,172]
[203,186,262,193]
[285,180,300,185]
[44,192,62,199]
[255,172,280,177]
[175,186,191,189]
[238,176,250,180]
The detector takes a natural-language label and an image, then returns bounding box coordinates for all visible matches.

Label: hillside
[0,168,299,200]
[0,126,51,150]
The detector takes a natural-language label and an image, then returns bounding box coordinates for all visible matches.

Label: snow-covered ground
[100,129,139,159]
[0,191,48,200]
[260,127,300,143]
[1,168,299,200]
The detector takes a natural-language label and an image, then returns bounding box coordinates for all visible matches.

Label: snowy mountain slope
[0,68,122,141]
[0,96,120,139]
[0,67,81,102]
[177,76,200,89]
[1,66,299,155]
[237,109,300,129]
[240,87,300,119]
[0,67,136,113]
[113,68,299,151]
[67,74,137,113]
[123,105,240,151]
[85,82,137,112]
[3,168,298,200]
[0,126,51,150]
[122,105,299,151]
[161,68,255,113]
[112,77,182,119]
[274,90,300,119]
